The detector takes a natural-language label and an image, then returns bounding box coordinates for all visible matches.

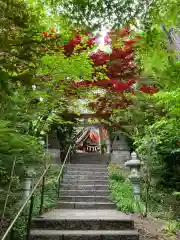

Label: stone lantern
[111,131,130,166]
[125,152,143,200]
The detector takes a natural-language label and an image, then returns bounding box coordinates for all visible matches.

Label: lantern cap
[125,151,143,168]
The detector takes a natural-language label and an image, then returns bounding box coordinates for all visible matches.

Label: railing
[56,146,71,197]
[1,145,72,240]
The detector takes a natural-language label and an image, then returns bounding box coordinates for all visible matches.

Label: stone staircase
[30,152,139,239]
[57,163,114,210]
[70,152,110,164]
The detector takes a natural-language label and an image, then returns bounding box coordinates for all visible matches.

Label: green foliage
[108,164,125,182]
[38,51,93,82]
[163,219,180,238]
[0,0,94,237]
[34,166,60,212]
[0,120,44,214]
[134,90,180,191]
[148,0,180,27]
[0,0,45,92]
[6,166,59,240]
[107,0,180,199]
[110,179,135,213]
[137,0,180,89]
[48,0,153,30]
[2,0,180,237]
[108,164,145,213]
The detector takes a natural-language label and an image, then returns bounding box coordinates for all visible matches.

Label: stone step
[72,156,101,159]
[59,196,111,202]
[65,171,108,176]
[62,184,109,191]
[71,160,104,163]
[71,160,108,166]
[63,180,109,185]
[71,158,105,161]
[60,190,110,196]
[70,162,107,165]
[72,163,108,165]
[30,229,139,240]
[63,175,108,181]
[72,155,101,158]
[67,164,107,168]
[71,158,102,164]
[73,153,101,156]
[67,168,108,172]
[71,156,103,158]
[56,202,116,209]
[31,218,134,230]
[71,160,103,163]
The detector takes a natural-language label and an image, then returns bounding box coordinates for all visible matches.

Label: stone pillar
[47,130,61,164]
[106,130,111,154]
[98,124,103,154]
[23,168,35,200]
[106,138,111,154]
[111,131,130,166]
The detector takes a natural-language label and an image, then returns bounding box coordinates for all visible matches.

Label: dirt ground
[130,213,178,240]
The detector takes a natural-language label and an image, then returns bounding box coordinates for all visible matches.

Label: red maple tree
[41,28,158,127]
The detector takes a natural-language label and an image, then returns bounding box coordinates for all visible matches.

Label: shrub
[1,165,59,240]
[108,164,145,213]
